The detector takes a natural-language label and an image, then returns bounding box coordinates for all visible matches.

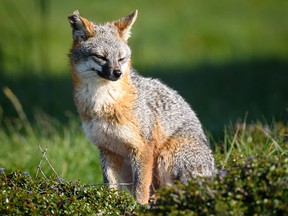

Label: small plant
[0,170,137,215]
[149,156,288,215]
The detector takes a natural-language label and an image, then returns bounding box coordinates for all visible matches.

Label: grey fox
[68,10,215,205]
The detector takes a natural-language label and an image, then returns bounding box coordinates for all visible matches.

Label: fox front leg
[99,148,123,190]
[132,150,154,205]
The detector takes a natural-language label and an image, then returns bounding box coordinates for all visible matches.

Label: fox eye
[118,57,125,62]
[92,54,107,61]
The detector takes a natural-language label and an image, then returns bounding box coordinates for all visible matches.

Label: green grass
[0,115,102,184]
[0,88,102,184]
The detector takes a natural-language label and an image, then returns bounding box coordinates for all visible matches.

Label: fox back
[68,10,215,205]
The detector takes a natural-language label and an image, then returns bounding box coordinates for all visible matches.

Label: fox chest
[74,81,140,155]
[82,116,138,156]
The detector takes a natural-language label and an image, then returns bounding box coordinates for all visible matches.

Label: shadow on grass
[0,58,287,137]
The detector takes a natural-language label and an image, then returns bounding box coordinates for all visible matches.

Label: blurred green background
[1,0,288,135]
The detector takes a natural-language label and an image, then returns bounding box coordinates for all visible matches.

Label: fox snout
[112,70,122,79]
[97,64,122,81]
[97,68,122,81]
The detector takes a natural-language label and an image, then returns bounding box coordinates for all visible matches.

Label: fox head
[68,10,138,82]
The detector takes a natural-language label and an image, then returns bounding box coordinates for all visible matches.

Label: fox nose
[113,70,122,78]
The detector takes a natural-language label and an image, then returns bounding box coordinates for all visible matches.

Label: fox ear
[68,10,96,42]
[113,10,138,41]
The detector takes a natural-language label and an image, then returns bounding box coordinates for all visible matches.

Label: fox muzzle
[97,67,122,81]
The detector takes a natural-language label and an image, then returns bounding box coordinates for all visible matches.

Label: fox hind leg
[155,143,215,184]
[172,144,215,180]
[153,154,174,189]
